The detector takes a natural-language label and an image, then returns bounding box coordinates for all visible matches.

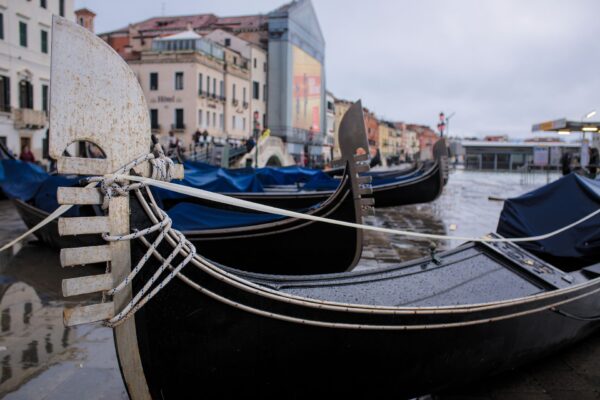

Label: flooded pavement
[0,169,598,399]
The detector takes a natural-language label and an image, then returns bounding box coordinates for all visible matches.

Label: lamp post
[580,110,596,168]
[445,112,456,137]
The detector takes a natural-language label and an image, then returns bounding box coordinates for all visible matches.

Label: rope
[0,145,173,253]
[119,174,600,244]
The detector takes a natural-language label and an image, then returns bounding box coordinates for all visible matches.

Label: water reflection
[358,170,561,269]
[0,280,72,396]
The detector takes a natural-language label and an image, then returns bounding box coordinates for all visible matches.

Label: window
[59,0,65,17]
[206,76,210,94]
[150,109,159,129]
[19,80,33,109]
[243,117,246,131]
[212,112,216,127]
[41,30,48,54]
[219,113,224,130]
[233,56,237,65]
[40,0,47,8]
[206,111,210,127]
[263,62,267,72]
[0,76,10,112]
[212,78,216,96]
[19,22,27,47]
[198,109,203,127]
[232,84,236,100]
[175,72,184,90]
[253,81,259,100]
[174,109,184,129]
[79,17,84,26]
[42,84,48,113]
[232,116,236,130]
[149,73,158,90]
[198,73,203,94]
[243,87,247,103]
[0,13,4,40]
[253,58,257,69]
[263,113,267,130]
[219,80,224,98]
[263,84,267,102]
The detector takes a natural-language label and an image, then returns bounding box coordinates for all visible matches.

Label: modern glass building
[267,0,326,165]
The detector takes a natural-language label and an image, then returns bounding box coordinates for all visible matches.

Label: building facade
[406,124,438,160]
[363,108,379,159]
[267,0,326,166]
[0,0,75,163]
[128,31,256,148]
[332,97,351,159]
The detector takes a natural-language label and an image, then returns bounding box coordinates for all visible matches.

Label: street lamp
[445,112,456,137]
[580,110,596,167]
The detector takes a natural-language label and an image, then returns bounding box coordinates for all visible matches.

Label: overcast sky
[75,0,600,138]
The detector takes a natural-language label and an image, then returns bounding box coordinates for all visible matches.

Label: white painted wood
[171,164,184,180]
[58,216,109,236]
[57,187,103,205]
[57,157,111,176]
[359,187,374,196]
[357,176,372,185]
[63,302,114,326]
[354,153,369,162]
[355,163,370,173]
[60,245,111,267]
[361,197,375,206]
[62,274,113,297]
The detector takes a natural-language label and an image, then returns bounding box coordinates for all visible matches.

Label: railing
[171,123,186,132]
[13,108,47,129]
[0,105,11,113]
[151,124,161,132]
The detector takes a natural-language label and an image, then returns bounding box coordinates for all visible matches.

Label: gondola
[53,19,600,399]
[9,100,372,273]
[160,149,447,211]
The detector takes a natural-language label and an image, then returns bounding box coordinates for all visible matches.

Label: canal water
[1,169,599,399]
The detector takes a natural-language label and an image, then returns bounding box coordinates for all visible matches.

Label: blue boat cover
[303,165,426,191]
[0,160,49,200]
[497,173,600,261]
[168,202,286,231]
[33,175,81,217]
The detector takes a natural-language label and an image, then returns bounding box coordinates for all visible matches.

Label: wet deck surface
[0,170,598,399]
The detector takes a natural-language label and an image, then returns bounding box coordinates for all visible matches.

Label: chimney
[75,8,97,33]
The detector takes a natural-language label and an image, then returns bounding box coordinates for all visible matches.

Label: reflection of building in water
[0,281,71,395]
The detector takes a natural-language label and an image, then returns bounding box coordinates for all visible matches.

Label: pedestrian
[589,147,599,178]
[19,145,35,163]
[560,152,572,176]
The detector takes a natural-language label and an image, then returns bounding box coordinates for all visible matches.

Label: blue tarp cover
[168,202,286,231]
[497,173,600,261]
[0,160,49,201]
[34,175,81,217]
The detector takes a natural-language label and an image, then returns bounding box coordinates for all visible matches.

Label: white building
[205,29,267,137]
[0,0,75,163]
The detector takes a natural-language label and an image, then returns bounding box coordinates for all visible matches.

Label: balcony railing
[13,108,47,129]
[151,124,161,132]
[0,105,11,114]
[171,123,186,132]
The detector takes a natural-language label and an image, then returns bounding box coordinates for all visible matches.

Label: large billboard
[292,46,322,133]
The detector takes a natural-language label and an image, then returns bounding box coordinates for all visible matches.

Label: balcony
[243,101,249,109]
[13,108,47,129]
[151,124,161,133]
[232,99,239,107]
[171,123,186,132]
